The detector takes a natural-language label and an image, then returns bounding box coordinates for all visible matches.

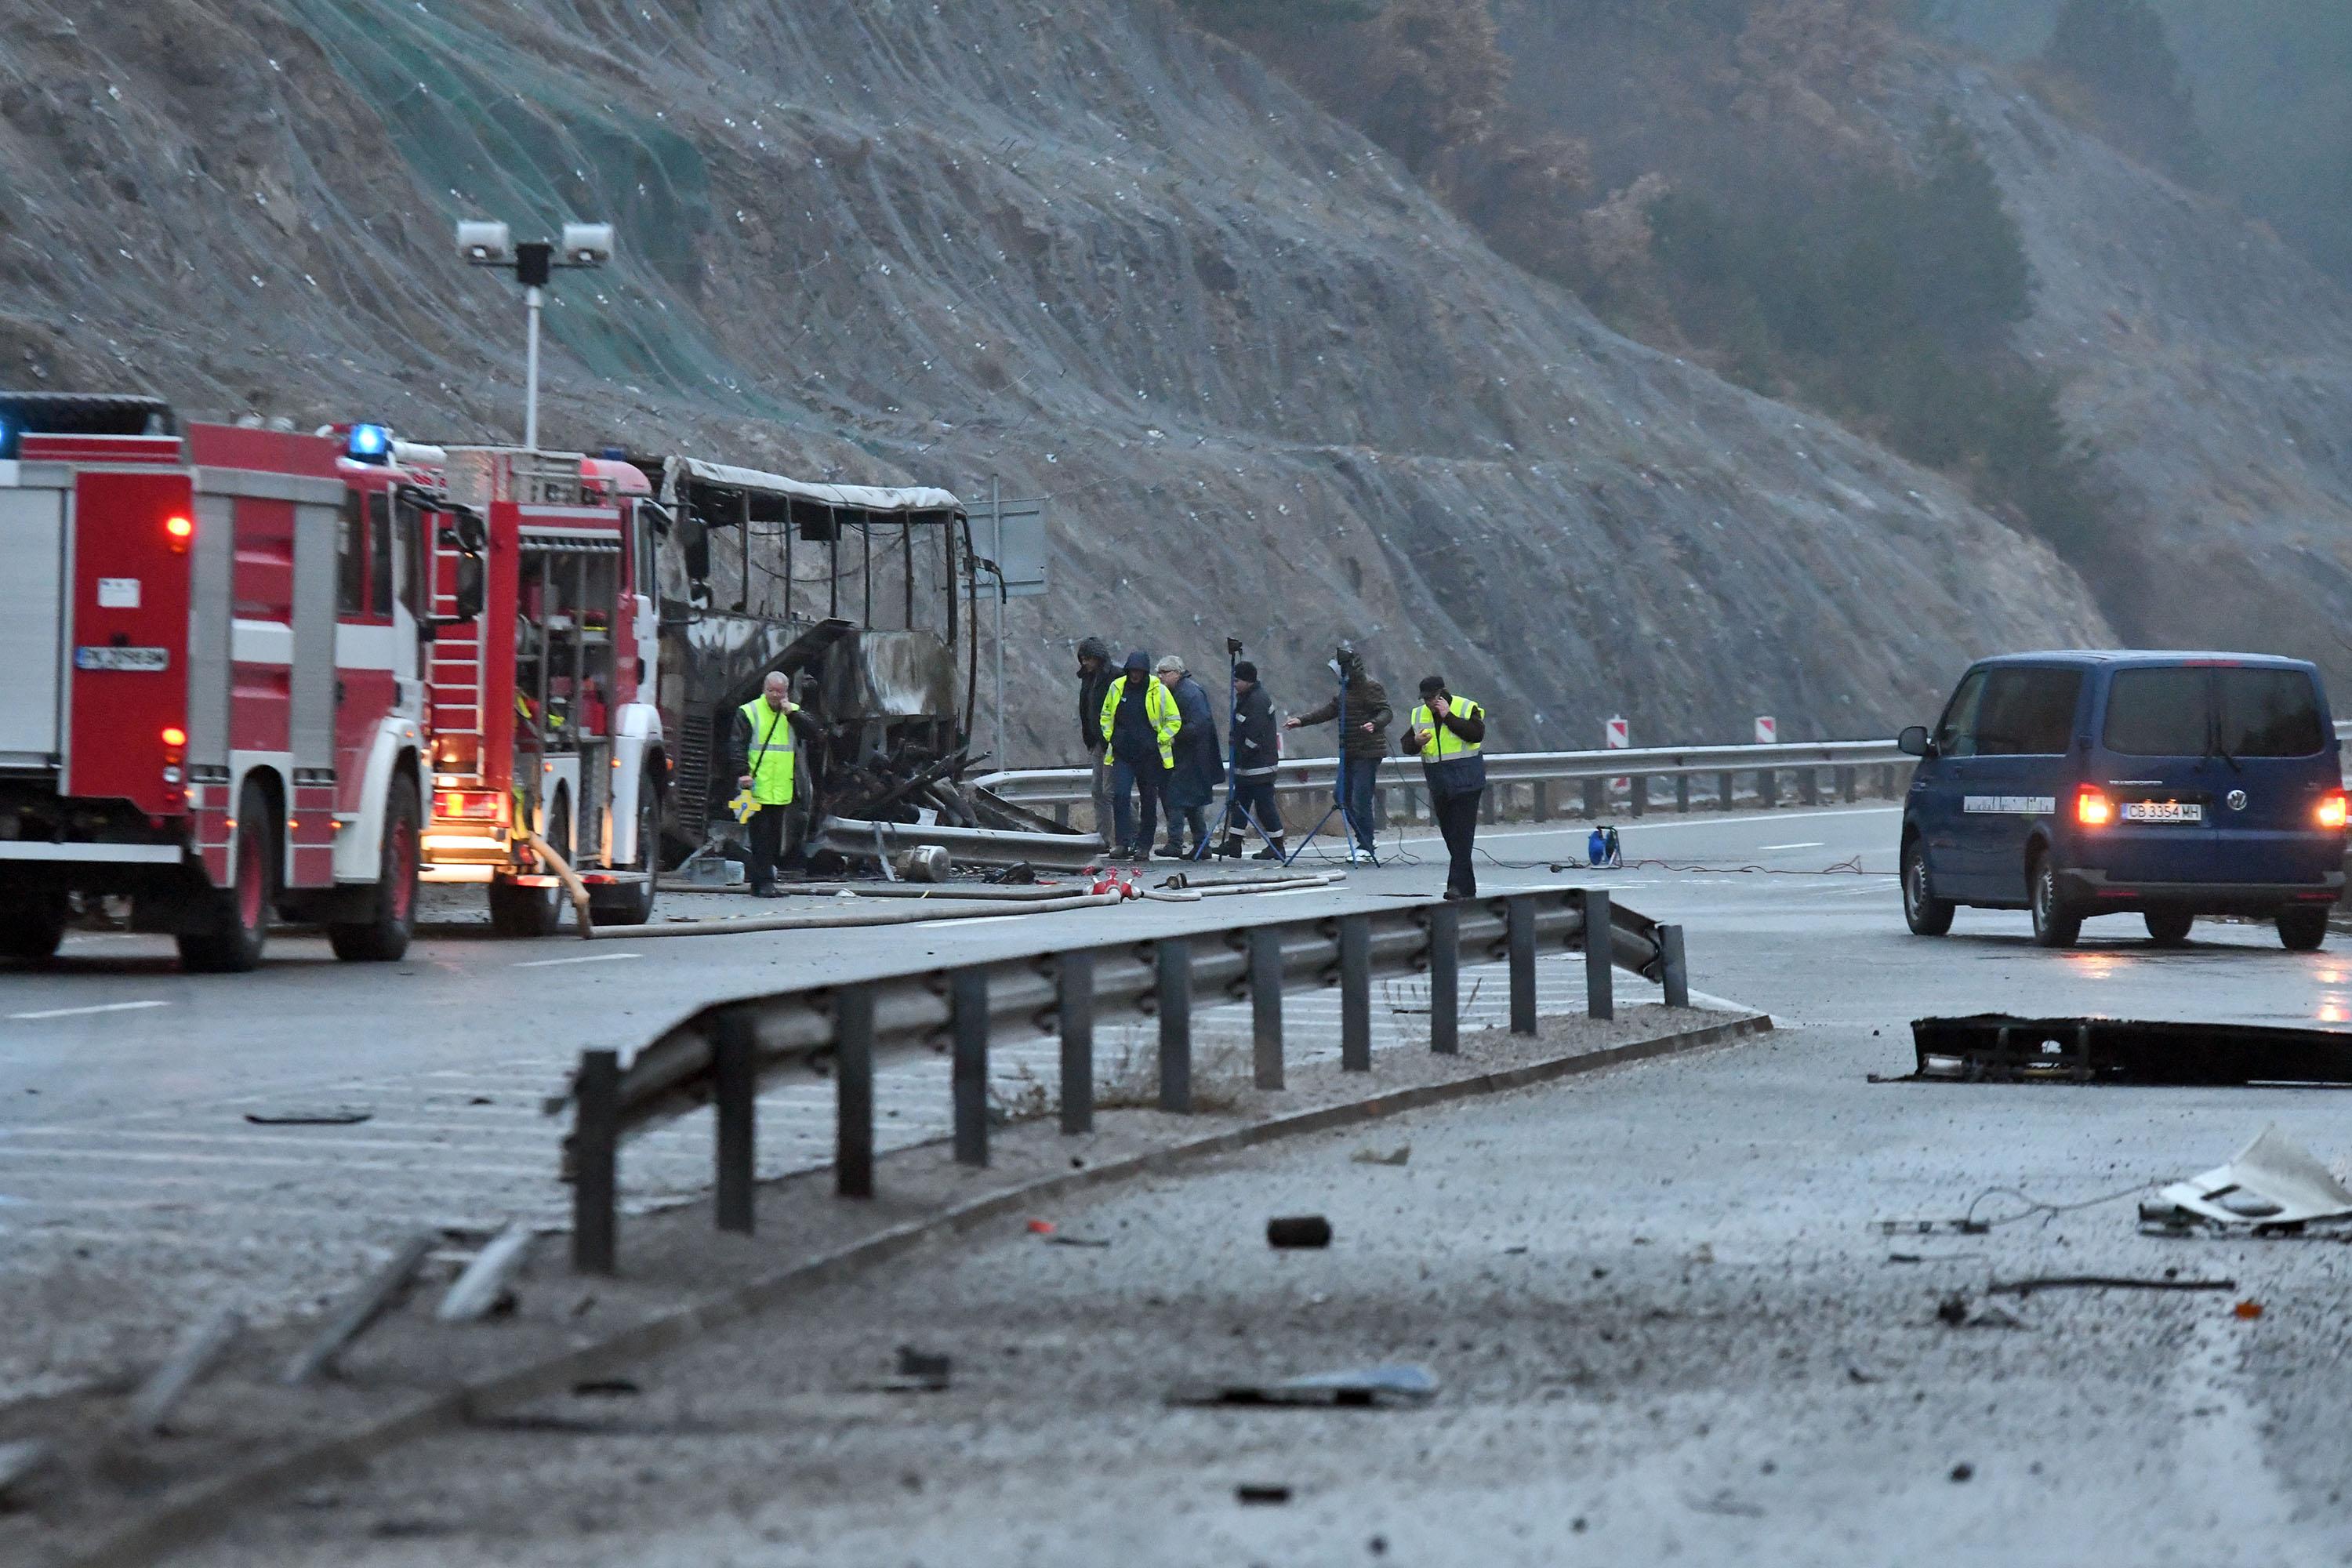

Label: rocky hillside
[1927,64,2352,686]
[0,0,2105,761]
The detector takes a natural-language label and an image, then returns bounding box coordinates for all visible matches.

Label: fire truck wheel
[328,779,419,962]
[590,786,659,927]
[0,885,67,962]
[179,781,274,973]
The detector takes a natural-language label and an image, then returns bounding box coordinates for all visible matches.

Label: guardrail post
[571,1049,619,1276]
[1628,775,1646,818]
[1582,887,1614,1022]
[1428,902,1459,1055]
[1880,763,1896,799]
[1054,803,1070,829]
[1058,951,1094,1134]
[1532,780,1549,822]
[1839,765,1857,804]
[1800,768,1820,807]
[952,967,989,1167]
[1675,775,1690,813]
[1660,924,1689,1009]
[1507,895,1537,1035]
[1758,768,1776,808]
[1717,771,1734,811]
[714,1010,757,1235]
[1340,913,1372,1069]
[1250,926,1284,1090]
[1582,779,1602,818]
[837,983,876,1196]
[1157,937,1192,1112]
[1481,788,1498,826]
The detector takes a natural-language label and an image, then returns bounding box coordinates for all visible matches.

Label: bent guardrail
[559,887,1686,1272]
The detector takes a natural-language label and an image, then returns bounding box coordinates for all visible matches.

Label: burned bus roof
[659,455,963,517]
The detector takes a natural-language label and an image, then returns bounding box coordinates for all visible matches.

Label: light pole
[456,220,614,454]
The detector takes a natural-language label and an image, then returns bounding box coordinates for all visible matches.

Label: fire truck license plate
[74,645,169,673]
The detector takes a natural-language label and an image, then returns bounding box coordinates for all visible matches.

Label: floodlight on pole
[457,218,613,454]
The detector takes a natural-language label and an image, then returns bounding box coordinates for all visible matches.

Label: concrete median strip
[55,1005,1766,1568]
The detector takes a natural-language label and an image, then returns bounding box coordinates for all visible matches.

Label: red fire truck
[0,394,666,968]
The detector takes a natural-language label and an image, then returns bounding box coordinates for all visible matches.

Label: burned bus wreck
[640,456,1076,877]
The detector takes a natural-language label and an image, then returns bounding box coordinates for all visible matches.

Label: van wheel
[180,780,274,973]
[328,779,419,962]
[2143,909,2194,946]
[1901,838,1954,935]
[2028,849,2082,949]
[0,885,67,962]
[2278,906,2330,952]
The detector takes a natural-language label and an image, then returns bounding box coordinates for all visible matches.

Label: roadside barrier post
[1428,902,1460,1055]
[1629,776,1646,817]
[714,1011,757,1235]
[1758,768,1777,807]
[1157,937,1192,1112]
[837,983,876,1197]
[1583,779,1602,818]
[952,967,989,1167]
[1800,768,1820,807]
[1582,888,1614,1022]
[1532,781,1550,822]
[1717,771,1735,810]
[1058,952,1094,1134]
[1340,913,1372,1069]
[1482,789,1498,826]
[1507,895,1537,1035]
[1660,924,1690,1010]
[1250,926,1284,1089]
[572,1049,619,1276]
[1676,775,1690,813]
[1838,765,1857,804]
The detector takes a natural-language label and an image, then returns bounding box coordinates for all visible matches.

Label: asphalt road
[137,799,2352,1566]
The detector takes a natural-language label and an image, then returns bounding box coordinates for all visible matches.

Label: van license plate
[2122,800,2201,823]
[74,646,169,673]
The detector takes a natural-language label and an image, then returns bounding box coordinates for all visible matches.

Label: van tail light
[2320,792,2347,830]
[2075,786,2113,827]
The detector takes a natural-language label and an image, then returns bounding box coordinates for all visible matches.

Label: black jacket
[1232,683,1279,776]
[1077,661,1116,756]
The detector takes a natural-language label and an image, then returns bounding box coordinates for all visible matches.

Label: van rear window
[2216,668,2325,757]
[2103,669,2209,756]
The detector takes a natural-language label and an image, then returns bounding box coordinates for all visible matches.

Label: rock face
[0,0,2103,761]
[1934,67,2352,692]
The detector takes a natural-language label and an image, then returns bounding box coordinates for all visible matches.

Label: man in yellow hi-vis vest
[1407,674,1487,899]
[732,670,811,896]
[1098,648,1181,862]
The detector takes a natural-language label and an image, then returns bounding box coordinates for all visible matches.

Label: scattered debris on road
[1351,1144,1411,1166]
[245,1105,373,1126]
[1934,1292,2024,1330]
[1235,1484,1293,1505]
[2234,1300,2265,1320]
[1171,1363,1438,1408]
[436,1221,535,1323]
[1267,1214,1334,1249]
[1907,1015,2352,1086]
[892,1347,953,1391]
[1950,1463,1974,1483]
[1047,1233,1112,1248]
[0,1437,54,1504]
[125,1305,243,1435]
[279,1232,436,1386]
[2140,1126,2352,1232]
[1987,1274,2235,1296]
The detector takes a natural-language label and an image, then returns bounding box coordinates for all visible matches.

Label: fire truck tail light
[2320,792,2347,830]
[2075,787,2113,827]
[165,514,193,553]
[161,725,187,747]
[435,790,502,822]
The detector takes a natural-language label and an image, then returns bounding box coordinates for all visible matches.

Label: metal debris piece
[0,1439,53,1501]
[126,1305,244,1435]
[895,1347,952,1389]
[816,815,1105,872]
[1909,1015,2352,1086]
[1987,1275,2234,1295]
[245,1105,372,1126]
[437,1221,535,1323]
[279,1232,436,1386]
[1266,1215,1333,1249]
[1236,1483,1293,1504]
[2151,1126,2352,1229]
[1351,1145,1410,1167]
[1171,1363,1439,1408]
[1047,1233,1112,1249]
[1934,1292,2024,1330]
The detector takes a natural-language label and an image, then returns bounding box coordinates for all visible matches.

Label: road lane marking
[1759,841,1824,851]
[913,916,1013,929]
[7,1000,172,1022]
[510,952,643,969]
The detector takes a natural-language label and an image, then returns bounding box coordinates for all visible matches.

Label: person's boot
[1155,840,1187,860]
[1251,841,1286,862]
[1214,837,1243,859]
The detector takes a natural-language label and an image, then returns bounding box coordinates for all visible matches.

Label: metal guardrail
[977,737,1912,818]
[562,887,1687,1272]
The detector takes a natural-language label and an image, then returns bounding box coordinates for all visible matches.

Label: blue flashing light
[347,423,391,462]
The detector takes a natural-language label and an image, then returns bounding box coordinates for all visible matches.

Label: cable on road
[1963,1181,2156,1230]
[1468,850,1893,876]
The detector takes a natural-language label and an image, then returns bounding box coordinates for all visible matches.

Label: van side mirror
[453,555,485,622]
[1897,724,1932,758]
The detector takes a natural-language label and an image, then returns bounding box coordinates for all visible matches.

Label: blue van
[1897,652,2347,949]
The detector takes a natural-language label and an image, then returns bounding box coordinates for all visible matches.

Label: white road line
[1759,842,1824,851]
[6,999,172,1022]
[1410,804,1901,848]
[913,916,1014,929]
[510,952,643,969]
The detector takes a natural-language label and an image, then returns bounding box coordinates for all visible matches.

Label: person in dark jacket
[1406,674,1488,899]
[1217,660,1287,861]
[1285,644,1392,862]
[1076,636,1116,841]
[1155,654,1221,858]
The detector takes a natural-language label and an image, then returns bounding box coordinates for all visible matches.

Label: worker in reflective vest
[732,670,808,897]
[1099,649,1181,862]
[1407,676,1487,899]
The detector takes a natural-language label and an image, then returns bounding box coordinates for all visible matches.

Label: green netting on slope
[282,0,791,419]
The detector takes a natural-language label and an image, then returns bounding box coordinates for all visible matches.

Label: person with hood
[1406,673,1488,899]
[1284,643,1392,862]
[1098,648,1179,862]
[1155,654,1221,858]
[1217,659,1287,861]
[1075,636,1117,841]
